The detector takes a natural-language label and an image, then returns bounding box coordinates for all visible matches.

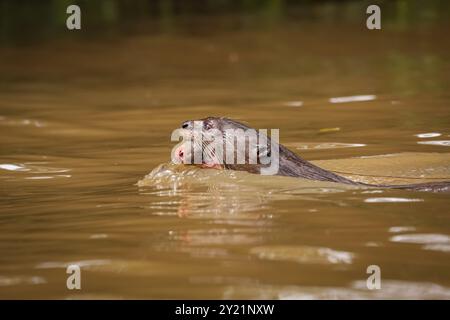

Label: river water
[1,10,450,299]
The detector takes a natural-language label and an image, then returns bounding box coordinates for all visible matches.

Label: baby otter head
[173,117,280,175]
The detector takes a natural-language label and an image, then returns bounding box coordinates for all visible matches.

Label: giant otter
[172,117,450,193]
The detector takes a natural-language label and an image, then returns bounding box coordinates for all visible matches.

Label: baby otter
[172,117,450,193]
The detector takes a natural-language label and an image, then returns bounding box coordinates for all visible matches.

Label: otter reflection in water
[171,117,450,193]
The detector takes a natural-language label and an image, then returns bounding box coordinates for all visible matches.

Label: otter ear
[203,119,214,130]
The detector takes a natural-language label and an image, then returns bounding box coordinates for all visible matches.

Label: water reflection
[35,259,112,269]
[364,197,423,203]
[0,162,71,180]
[390,233,450,253]
[390,233,450,244]
[3,0,449,46]
[138,164,270,218]
[283,101,303,107]
[0,276,46,287]
[388,226,416,233]
[329,95,376,104]
[289,142,366,150]
[137,163,353,219]
[417,140,450,147]
[167,228,266,247]
[250,246,354,265]
[415,132,441,138]
[0,116,45,128]
[0,163,70,174]
[222,281,450,299]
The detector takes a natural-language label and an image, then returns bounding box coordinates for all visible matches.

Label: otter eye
[203,121,213,130]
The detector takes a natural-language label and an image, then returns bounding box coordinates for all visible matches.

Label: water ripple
[0,276,46,287]
[417,140,450,146]
[283,101,303,107]
[250,246,354,265]
[329,95,376,103]
[292,142,366,150]
[415,132,441,138]
[389,226,417,233]
[390,233,450,244]
[364,197,423,203]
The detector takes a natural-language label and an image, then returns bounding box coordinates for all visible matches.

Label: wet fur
[180,117,450,193]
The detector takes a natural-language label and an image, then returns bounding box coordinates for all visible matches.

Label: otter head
[172,117,280,175]
[180,117,251,138]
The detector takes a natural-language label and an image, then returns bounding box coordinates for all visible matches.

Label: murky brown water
[1,15,450,299]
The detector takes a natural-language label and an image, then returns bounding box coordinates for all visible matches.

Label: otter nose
[181,120,193,129]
